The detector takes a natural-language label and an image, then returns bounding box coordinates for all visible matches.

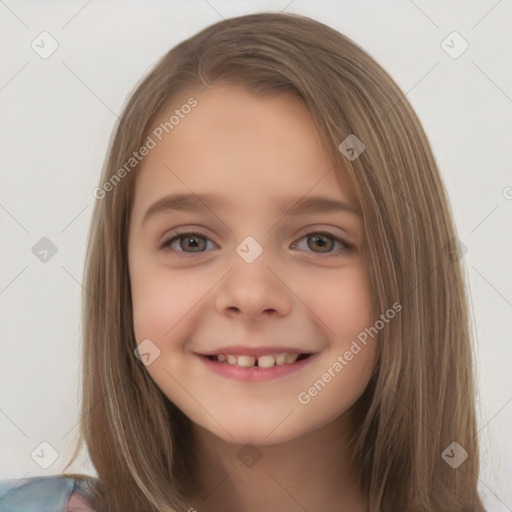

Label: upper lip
[195,345,316,357]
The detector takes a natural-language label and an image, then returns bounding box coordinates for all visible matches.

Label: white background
[0,1,510,510]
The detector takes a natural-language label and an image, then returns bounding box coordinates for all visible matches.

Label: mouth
[202,352,313,367]
[196,351,318,382]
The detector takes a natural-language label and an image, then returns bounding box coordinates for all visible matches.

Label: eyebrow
[141,192,361,226]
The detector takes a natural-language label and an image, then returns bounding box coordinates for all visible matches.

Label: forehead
[132,84,354,214]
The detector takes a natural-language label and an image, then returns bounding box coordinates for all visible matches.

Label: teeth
[285,353,299,364]
[275,353,287,365]
[237,355,256,367]
[257,355,276,368]
[213,352,302,368]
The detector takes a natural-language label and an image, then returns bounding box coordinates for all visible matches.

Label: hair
[62,11,486,512]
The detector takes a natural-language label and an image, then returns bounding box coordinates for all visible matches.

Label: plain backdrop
[0,1,511,510]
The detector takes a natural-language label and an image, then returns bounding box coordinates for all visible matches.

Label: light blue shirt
[0,475,96,511]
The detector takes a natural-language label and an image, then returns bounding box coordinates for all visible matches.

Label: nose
[213,251,293,322]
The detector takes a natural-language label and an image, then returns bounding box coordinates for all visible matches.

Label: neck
[185,412,368,512]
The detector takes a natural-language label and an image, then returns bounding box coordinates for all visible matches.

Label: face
[127,84,377,446]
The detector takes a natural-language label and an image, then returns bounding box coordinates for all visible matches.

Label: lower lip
[196,354,318,382]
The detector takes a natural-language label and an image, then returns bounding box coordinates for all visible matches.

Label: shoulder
[0,474,97,511]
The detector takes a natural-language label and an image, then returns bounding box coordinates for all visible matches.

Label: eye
[159,231,353,256]
[290,232,353,255]
[159,232,216,254]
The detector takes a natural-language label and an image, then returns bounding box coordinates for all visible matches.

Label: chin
[198,416,307,448]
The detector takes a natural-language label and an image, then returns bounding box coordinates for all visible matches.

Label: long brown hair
[63,12,486,512]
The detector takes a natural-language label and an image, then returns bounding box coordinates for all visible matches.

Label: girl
[0,11,487,512]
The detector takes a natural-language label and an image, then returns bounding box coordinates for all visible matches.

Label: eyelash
[158,230,354,257]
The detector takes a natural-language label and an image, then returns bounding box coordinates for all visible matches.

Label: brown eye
[290,232,353,255]
[307,234,334,252]
[179,235,207,252]
[160,233,214,253]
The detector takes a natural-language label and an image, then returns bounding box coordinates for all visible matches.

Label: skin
[128,84,377,512]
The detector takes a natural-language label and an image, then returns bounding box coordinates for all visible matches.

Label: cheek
[294,268,377,418]
[306,264,373,340]
[131,267,170,342]
[130,260,212,347]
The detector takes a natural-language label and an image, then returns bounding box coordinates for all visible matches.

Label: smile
[197,352,317,382]
[206,352,311,368]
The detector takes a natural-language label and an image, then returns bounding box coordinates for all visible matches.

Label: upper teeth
[216,353,301,368]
